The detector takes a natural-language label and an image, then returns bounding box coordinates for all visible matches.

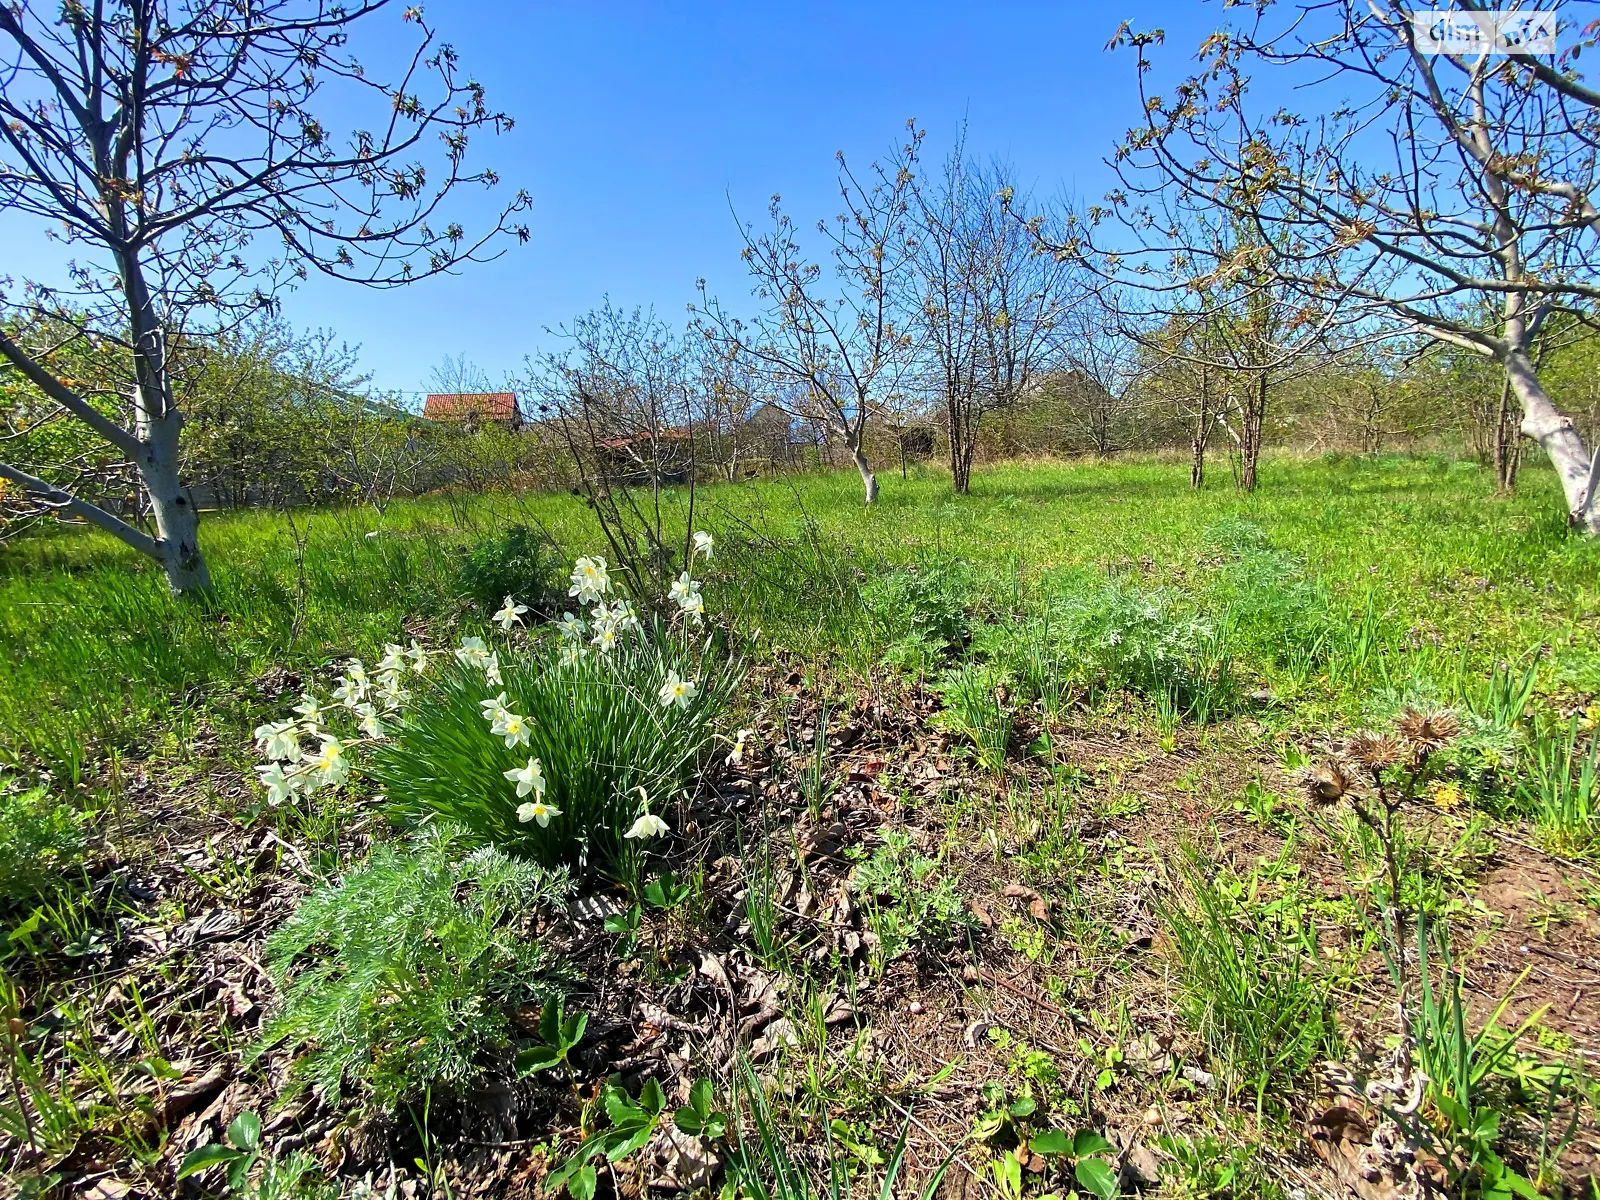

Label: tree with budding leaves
[695,124,922,507]
[0,0,530,593]
[1086,1,1600,531]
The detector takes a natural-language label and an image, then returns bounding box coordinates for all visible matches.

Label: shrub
[0,781,86,908]
[975,570,1237,721]
[457,524,563,616]
[254,826,570,1109]
[863,561,979,665]
[373,628,736,870]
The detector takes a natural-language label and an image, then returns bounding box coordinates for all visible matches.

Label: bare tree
[0,0,529,592]
[1051,291,1147,457]
[696,125,922,505]
[427,352,496,398]
[526,303,695,601]
[1102,2,1600,531]
[911,146,1079,492]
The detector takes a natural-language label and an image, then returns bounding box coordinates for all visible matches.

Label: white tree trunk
[848,437,879,506]
[1505,350,1599,533]
[139,410,212,594]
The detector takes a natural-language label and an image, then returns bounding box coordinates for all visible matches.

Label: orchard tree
[1102,1,1600,531]
[697,125,922,506]
[0,0,529,592]
[911,146,1078,493]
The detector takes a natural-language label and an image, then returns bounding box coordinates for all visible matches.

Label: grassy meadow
[3,451,1600,1199]
[4,452,1596,772]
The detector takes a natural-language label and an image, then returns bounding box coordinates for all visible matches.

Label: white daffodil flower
[611,600,640,636]
[378,643,408,675]
[484,651,503,687]
[331,669,367,708]
[680,591,705,623]
[658,670,697,709]
[494,595,529,631]
[455,636,491,670]
[254,719,301,762]
[503,756,546,799]
[558,643,586,668]
[517,799,562,827]
[730,728,754,765]
[354,702,383,739]
[693,530,713,560]
[376,669,409,708]
[569,556,611,605]
[590,616,619,654]
[408,640,429,672]
[624,812,670,840]
[256,760,296,805]
[495,711,531,749]
[669,572,697,605]
[479,691,510,722]
[310,737,349,788]
[558,612,586,642]
[292,692,323,726]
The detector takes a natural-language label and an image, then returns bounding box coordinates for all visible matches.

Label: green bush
[0,781,86,908]
[457,524,563,616]
[974,569,1237,721]
[372,629,737,870]
[254,827,570,1109]
[863,561,979,668]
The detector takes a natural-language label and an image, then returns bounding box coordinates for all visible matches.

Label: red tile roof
[423,392,520,423]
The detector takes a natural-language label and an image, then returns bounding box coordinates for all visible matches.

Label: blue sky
[5,1,1232,395]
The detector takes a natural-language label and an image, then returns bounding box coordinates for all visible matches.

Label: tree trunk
[1238,373,1268,493]
[139,409,213,594]
[1505,350,1599,533]
[1190,367,1210,489]
[849,437,879,506]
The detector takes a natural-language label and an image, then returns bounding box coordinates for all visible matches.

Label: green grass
[3,452,1597,780]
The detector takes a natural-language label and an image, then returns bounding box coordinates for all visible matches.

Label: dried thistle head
[1345,731,1402,770]
[1299,759,1354,805]
[1395,709,1460,756]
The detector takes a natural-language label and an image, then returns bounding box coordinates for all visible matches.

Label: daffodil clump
[252,640,430,806]
[361,534,739,869]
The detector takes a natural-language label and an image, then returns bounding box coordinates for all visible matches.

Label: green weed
[1159,849,1341,1108]
[253,826,571,1109]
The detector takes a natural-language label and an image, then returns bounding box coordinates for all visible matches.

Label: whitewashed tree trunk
[1505,350,1600,533]
[847,435,879,506]
[138,408,211,593]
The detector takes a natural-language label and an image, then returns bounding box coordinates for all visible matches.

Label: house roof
[422,392,519,422]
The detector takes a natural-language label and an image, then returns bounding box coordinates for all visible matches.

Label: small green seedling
[605,902,642,957]
[546,1077,668,1200]
[673,1078,729,1139]
[644,870,690,911]
[516,995,587,1075]
[177,1111,264,1192]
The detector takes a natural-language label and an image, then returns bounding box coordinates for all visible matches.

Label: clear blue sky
[6,1,1233,396]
